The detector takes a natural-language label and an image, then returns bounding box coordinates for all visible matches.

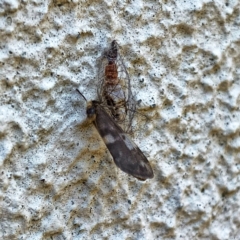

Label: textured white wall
[0,0,240,239]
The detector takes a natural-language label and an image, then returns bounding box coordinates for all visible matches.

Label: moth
[76,89,154,181]
[97,40,136,133]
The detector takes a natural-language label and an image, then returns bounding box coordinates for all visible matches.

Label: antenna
[76,88,87,102]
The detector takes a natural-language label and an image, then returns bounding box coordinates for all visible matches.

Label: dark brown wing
[93,105,153,180]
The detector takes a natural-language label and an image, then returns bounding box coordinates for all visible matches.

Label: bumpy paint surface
[0,0,240,239]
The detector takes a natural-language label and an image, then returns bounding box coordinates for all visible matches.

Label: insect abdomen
[104,63,118,85]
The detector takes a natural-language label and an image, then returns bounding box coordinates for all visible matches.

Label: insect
[97,40,136,133]
[76,89,154,181]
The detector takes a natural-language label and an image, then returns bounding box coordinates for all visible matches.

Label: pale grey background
[0,0,240,239]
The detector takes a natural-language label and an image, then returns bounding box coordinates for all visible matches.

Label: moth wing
[94,106,154,180]
[115,48,137,132]
[97,56,107,101]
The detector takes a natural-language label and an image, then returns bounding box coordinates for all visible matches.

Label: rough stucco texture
[1,0,240,239]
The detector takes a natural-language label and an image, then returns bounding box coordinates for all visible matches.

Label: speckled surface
[0,0,240,239]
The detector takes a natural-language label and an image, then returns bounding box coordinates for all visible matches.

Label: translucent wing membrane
[97,40,136,133]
